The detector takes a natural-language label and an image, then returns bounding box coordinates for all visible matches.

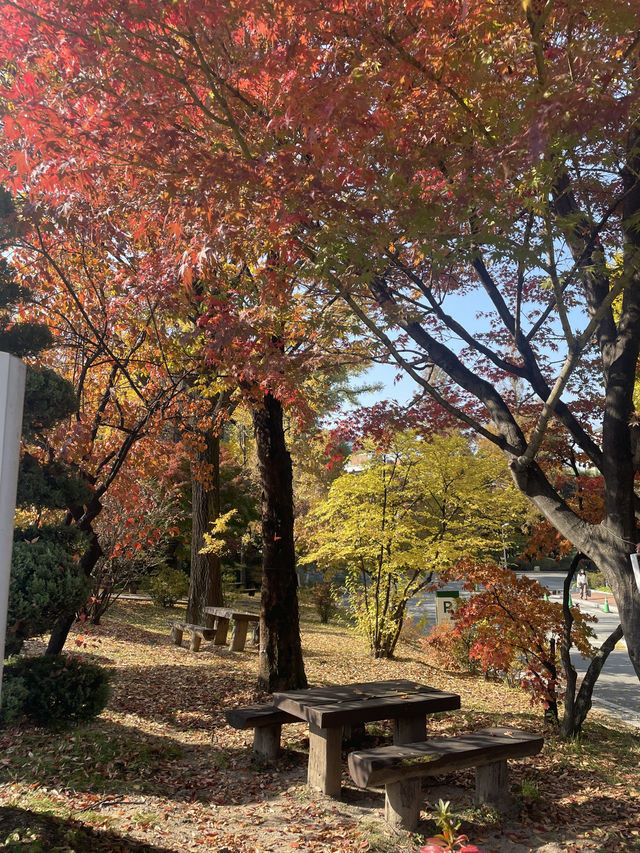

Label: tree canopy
[302,431,528,656]
[1,0,639,681]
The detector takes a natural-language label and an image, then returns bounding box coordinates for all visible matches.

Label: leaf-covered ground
[0,601,638,853]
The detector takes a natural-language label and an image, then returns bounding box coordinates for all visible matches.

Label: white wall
[0,353,25,695]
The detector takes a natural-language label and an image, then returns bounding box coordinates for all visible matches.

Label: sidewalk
[547,588,618,613]
[582,589,618,612]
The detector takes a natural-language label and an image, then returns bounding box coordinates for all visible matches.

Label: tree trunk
[560,552,625,737]
[560,554,581,733]
[543,637,559,725]
[187,429,223,626]
[46,528,103,654]
[560,623,624,738]
[252,392,307,692]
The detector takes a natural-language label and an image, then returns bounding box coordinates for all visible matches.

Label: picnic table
[272,678,461,796]
[202,606,259,651]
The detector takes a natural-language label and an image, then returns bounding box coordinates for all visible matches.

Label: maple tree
[0,207,191,653]
[3,0,640,688]
[302,430,528,657]
[0,189,89,658]
[85,480,184,625]
[251,0,640,683]
[449,561,595,723]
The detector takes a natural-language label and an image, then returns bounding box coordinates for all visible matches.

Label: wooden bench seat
[348,726,543,830]
[225,703,299,761]
[169,620,217,652]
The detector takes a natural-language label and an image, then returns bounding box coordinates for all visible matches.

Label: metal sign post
[0,353,26,697]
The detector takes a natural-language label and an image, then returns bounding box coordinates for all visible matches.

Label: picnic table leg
[308,722,342,797]
[229,618,249,651]
[213,617,230,645]
[170,625,183,646]
[393,714,426,744]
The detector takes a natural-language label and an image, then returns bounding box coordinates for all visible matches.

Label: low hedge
[1,655,111,728]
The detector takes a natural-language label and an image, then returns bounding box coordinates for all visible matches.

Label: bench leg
[189,633,202,652]
[393,713,426,744]
[308,722,342,797]
[229,619,249,651]
[253,724,282,761]
[170,626,183,646]
[213,617,230,645]
[475,760,512,810]
[384,779,421,831]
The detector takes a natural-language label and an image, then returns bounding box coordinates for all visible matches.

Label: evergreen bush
[2,655,111,727]
[0,668,28,725]
[6,529,89,656]
[586,569,609,591]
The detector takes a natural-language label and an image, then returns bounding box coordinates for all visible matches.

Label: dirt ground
[1,601,638,853]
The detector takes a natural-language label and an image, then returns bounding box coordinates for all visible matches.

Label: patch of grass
[520,778,541,801]
[130,810,158,829]
[357,817,409,852]
[0,725,185,796]
[108,600,186,634]
[457,804,500,827]
[6,791,67,819]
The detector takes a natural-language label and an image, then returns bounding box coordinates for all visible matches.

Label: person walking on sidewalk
[577,567,590,600]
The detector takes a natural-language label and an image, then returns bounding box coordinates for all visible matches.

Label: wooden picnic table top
[272,679,460,729]
[203,606,259,622]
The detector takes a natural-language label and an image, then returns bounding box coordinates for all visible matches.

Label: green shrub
[7,529,89,656]
[0,668,28,725]
[2,655,111,728]
[311,582,337,623]
[586,569,609,591]
[143,565,189,607]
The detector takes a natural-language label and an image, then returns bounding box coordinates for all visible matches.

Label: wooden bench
[225,703,299,761]
[348,726,543,830]
[169,621,217,652]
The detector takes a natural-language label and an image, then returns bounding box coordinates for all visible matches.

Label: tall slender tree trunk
[252,392,307,692]
[187,429,222,626]
[46,527,102,654]
[560,553,624,737]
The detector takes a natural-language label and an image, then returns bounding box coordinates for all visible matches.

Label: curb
[548,594,619,615]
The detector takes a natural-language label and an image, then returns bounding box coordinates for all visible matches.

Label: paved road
[409,571,640,729]
[539,575,640,729]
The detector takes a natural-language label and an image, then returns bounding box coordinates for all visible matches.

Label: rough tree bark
[186,428,223,626]
[560,553,624,738]
[252,391,307,692]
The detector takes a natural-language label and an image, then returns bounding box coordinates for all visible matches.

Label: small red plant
[419,800,485,853]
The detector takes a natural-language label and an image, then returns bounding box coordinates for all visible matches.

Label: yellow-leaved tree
[302,431,528,658]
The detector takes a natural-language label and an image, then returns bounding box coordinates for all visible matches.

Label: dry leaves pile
[0,601,638,853]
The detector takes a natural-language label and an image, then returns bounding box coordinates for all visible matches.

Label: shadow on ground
[0,806,177,853]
